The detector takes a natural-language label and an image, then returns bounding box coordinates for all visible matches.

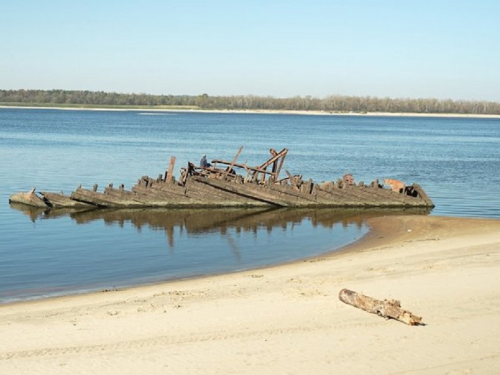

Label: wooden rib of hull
[40,191,94,209]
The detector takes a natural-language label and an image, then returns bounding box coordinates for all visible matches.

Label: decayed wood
[338,288,423,326]
[274,149,287,181]
[257,147,288,182]
[165,156,176,184]
[9,147,435,209]
[9,188,47,208]
[40,191,93,209]
[229,146,244,170]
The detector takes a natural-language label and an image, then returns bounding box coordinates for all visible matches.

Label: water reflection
[6,204,432,302]
[11,203,432,249]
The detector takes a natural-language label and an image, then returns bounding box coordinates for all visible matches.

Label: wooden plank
[229,146,244,169]
[257,148,288,172]
[274,150,287,181]
[40,191,94,208]
[210,159,277,176]
[212,148,288,183]
[285,170,296,189]
[165,156,176,184]
[194,176,289,207]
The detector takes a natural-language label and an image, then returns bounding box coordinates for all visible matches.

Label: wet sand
[1,215,499,374]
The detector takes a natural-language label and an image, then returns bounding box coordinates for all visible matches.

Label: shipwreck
[9,147,434,210]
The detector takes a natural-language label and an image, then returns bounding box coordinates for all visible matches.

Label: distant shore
[2,104,500,118]
[1,215,500,374]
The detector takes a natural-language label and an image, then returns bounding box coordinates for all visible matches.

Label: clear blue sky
[2,1,499,101]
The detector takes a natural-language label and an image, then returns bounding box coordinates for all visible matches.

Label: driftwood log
[338,288,423,326]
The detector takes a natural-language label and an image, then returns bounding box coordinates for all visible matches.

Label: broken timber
[9,188,46,208]
[338,288,423,326]
[9,147,435,210]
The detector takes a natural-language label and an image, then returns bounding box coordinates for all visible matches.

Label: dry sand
[1,215,499,374]
[3,105,500,118]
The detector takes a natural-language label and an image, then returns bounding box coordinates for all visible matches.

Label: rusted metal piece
[384,178,405,193]
[338,288,423,326]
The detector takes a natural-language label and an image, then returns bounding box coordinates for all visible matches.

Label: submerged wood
[8,147,435,210]
[9,188,47,208]
[338,288,423,326]
[40,191,94,209]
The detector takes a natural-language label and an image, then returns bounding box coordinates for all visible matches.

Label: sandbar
[2,105,500,118]
[1,215,499,374]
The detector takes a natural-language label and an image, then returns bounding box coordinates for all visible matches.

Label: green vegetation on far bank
[0,101,199,111]
[1,89,500,115]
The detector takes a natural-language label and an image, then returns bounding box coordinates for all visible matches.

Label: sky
[2,1,500,101]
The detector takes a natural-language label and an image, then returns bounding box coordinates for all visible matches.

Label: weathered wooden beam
[274,150,287,181]
[338,288,423,326]
[9,188,48,208]
[259,166,267,183]
[251,149,288,183]
[229,146,244,168]
[270,150,278,179]
[165,156,176,184]
[211,159,277,176]
[40,191,94,208]
[195,176,288,207]
[285,170,299,190]
[258,148,288,170]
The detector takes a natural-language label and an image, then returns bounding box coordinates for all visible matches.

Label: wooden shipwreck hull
[10,147,434,209]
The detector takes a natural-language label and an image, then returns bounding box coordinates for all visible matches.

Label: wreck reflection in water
[11,204,431,250]
[6,204,431,303]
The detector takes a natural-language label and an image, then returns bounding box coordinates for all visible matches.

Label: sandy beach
[3,105,500,119]
[1,215,499,374]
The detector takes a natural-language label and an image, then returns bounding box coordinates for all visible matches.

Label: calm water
[1,108,499,303]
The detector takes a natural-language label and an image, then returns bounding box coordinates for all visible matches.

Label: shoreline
[0,216,370,306]
[2,104,500,118]
[1,215,499,373]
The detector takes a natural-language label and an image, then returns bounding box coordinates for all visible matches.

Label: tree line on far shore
[1,89,499,115]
